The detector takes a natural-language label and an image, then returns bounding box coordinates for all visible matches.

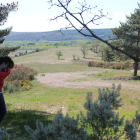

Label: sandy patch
[36,71,120,89]
[41,105,67,115]
[36,71,140,90]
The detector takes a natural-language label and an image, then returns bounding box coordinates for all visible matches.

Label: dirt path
[36,71,138,89]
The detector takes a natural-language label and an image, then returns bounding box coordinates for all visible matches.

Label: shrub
[24,84,140,140]
[88,61,104,67]
[36,48,40,52]
[3,81,19,93]
[88,61,129,70]
[19,52,24,56]
[25,115,87,140]
[88,61,94,67]
[6,64,37,81]
[15,54,18,57]
[3,64,37,92]
[21,80,33,90]
[73,54,76,60]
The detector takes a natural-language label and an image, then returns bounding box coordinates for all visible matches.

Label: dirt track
[36,71,139,89]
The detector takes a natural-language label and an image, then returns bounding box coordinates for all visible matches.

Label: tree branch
[48,0,140,62]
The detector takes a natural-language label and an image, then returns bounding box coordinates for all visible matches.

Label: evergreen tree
[0,2,18,44]
[0,2,20,56]
[112,4,140,76]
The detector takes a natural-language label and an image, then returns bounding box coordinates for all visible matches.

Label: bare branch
[48,0,140,62]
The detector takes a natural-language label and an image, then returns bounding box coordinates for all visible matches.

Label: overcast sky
[1,0,139,32]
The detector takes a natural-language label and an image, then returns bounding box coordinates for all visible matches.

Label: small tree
[90,41,99,53]
[56,51,63,59]
[90,41,101,59]
[80,43,88,58]
[103,47,115,62]
[99,44,105,60]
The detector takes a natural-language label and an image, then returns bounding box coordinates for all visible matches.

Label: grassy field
[2,46,140,139]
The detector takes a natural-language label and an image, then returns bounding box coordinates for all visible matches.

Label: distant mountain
[5,28,113,41]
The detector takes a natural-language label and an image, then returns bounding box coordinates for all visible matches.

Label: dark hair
[0,56,14,69]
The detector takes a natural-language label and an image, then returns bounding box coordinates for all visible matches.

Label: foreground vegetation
[1,83,140,139]
[0,46,139,139]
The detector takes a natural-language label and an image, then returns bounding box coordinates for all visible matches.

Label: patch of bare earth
[36,71,139,89]
[41,105,67,116]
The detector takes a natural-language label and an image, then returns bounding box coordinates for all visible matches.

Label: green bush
[35,48,40,52]
[15,54,18,57]
[19,52,24,56]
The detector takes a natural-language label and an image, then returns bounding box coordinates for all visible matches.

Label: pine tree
[112,4,140,76]
[0,2,20,56]
[0,2,18,44]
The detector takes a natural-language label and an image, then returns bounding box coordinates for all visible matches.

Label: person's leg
[0,93,7,124]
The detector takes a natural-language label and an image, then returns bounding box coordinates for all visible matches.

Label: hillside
[5,28,113,41]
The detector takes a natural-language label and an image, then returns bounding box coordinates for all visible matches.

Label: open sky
[1,0,140,32]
